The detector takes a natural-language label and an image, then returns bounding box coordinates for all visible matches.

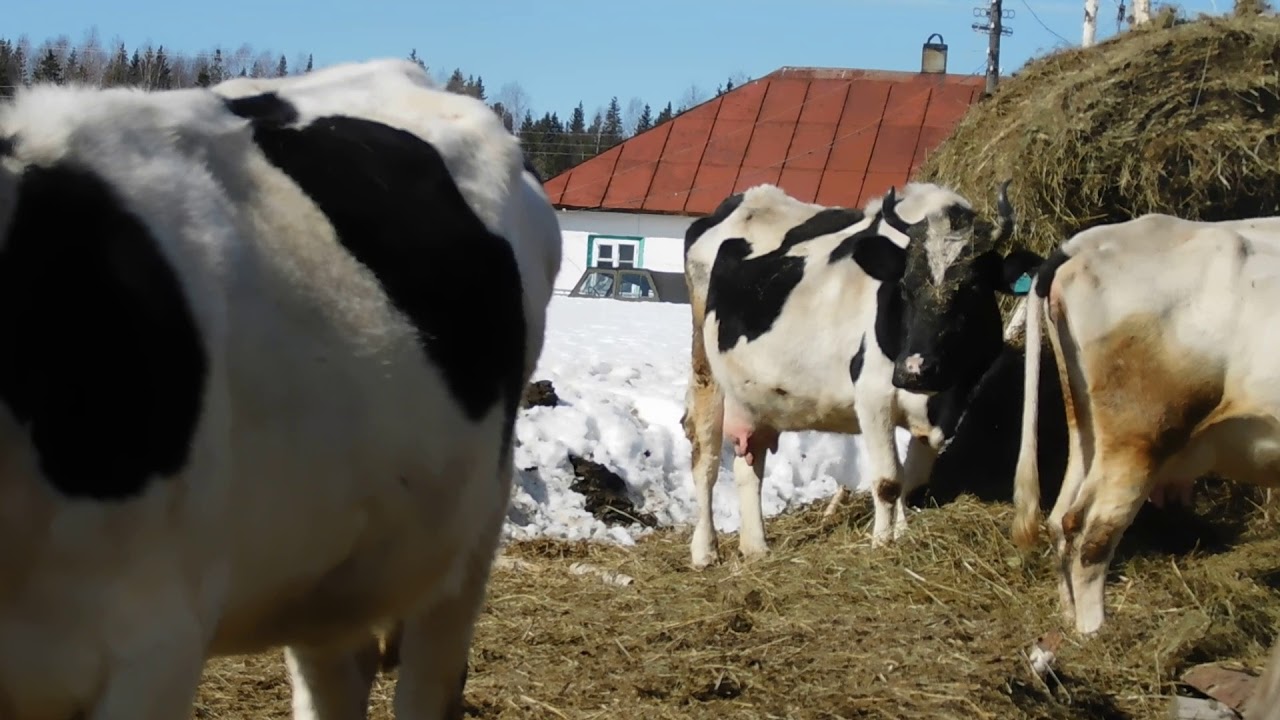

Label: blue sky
[8,0,1233,122]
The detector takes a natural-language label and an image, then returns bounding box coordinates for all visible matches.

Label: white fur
[0,59,560,720]
[681,182,973,569]
[1011,213,1280,636]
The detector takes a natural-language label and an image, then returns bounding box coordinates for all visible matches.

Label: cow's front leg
[855,393,903,548]
[893,435,938,540]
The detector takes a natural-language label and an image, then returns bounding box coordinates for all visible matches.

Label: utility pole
[973,0,1014,94]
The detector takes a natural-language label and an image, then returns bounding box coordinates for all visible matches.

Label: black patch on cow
[919,344,1068,508]
[1035,248,1071,299]
[705,237,805,353]
[849,234,907,283]
[999,249,1046,294]
[779,207,864,253]
[0,164,209,500]
[239,111,527,446]
[685,193,744,254]
[826,220,892,266]
[873,281,904,361]
[0,135,13,157]
[848,335,867,384]
[223,92,300,127]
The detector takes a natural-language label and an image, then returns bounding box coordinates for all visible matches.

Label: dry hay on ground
[914,14,1280,322]
[193,482,1280,719]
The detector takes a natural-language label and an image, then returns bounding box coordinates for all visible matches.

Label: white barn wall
[553,209,695,292]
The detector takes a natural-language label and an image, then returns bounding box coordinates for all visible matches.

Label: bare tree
[230,43,254,77]
[677,83,706,112]
[494,81,531,130]
[250,50,274,78]
[170,54,196,87]
[78,27,107,84]
[623,96,646,136]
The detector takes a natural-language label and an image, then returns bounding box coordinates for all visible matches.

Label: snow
[506,295,911,546]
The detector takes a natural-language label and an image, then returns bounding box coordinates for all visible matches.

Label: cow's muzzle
[892,353,944,394]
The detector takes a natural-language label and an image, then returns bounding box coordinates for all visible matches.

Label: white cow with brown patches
[1011,212,1280,636]
[681,181,1042,569]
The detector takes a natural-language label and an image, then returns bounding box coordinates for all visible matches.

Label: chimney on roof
[921,33,948,74]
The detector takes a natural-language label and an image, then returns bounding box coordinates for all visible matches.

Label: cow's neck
[925,335,1006,441]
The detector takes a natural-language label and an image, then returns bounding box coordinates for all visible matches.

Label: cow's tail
[1011,285,1044,549]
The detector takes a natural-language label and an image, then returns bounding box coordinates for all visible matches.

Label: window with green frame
[586,234,645,269]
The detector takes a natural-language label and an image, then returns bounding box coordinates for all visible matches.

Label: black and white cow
[681,180,1045,568]
[0,58,560,719]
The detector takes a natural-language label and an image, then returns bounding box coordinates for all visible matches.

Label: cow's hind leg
[85,606,205,720]
[284,636,381,720]
[686,375,726,570]
[1044,292,1094,627]
[1066,446,1156,636]
[822,485,847,518]
[393,500,504,720]
[734,425,778,562]
[392,560,494,720]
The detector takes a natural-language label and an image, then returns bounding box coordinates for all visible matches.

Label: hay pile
[193,483,1280,719]
[917,14,1280,265]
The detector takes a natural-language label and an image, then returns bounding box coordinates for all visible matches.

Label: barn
[542,55,990,300]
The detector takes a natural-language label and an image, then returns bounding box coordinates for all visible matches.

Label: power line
[1018,0,1073,45]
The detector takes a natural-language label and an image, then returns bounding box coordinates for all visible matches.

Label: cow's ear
[997,249,1045,296]
[852,235,906,283]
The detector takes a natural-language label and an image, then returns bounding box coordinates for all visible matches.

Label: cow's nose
[904,353,926,375]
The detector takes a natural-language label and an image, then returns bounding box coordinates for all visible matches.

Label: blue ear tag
[1012,273,1032,296]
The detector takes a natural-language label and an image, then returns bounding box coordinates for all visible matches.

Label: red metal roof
[544,66,987,216]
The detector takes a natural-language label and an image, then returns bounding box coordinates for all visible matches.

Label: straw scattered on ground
[192,480,1280,719]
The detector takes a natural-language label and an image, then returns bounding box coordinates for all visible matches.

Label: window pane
[618,244,636,262]
[576,271,615,297]
[619,272,653,298]
[597,245,614,258]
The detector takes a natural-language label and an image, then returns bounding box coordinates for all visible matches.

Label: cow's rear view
[0,58,560,720]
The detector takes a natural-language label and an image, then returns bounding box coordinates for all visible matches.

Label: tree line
[0,30,748,179]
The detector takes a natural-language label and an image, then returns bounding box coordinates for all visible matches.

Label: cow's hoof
[739,544,770,563]
[691,546,719,570]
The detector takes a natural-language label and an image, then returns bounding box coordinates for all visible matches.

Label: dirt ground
[192,482,1280,719]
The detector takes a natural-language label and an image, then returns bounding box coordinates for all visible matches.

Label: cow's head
[853,181,1043,394]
